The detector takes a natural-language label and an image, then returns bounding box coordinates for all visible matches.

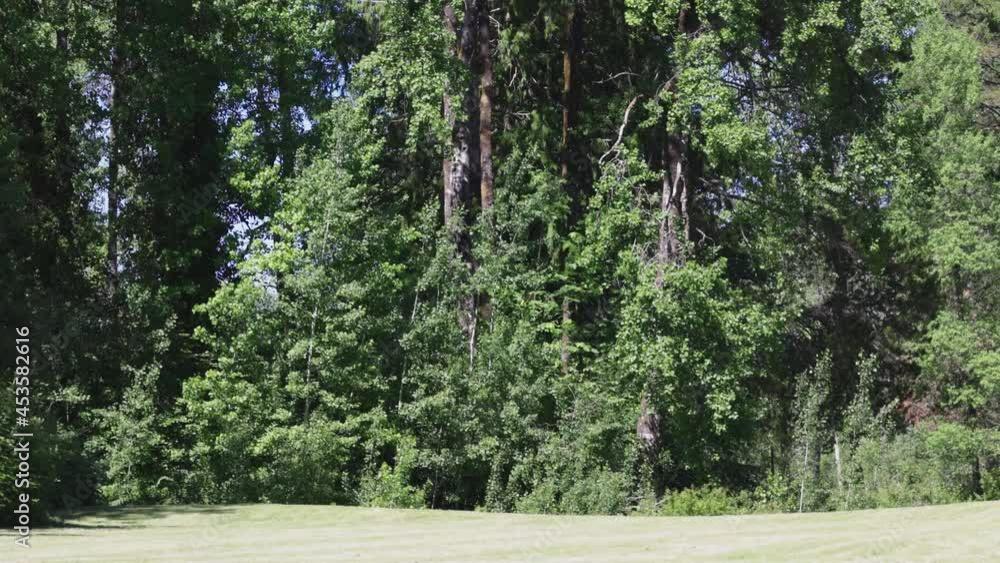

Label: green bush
[251,419,357,504]
[750,472,798,513]
[357,463,426,509]
[982,467,1000,501]
[357,438,426,509]
[560,469,630,515]
[659,486,750,516]
[513,470,630,516]
[514,480,563,514]
[823,422,994,510]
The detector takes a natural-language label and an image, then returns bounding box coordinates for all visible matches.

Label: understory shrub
[658,486,752,516]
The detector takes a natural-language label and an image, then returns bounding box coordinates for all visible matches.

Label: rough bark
[560,5,578,182]
[654,3,694,288]
[476,1,496,326]
[645,4,697,497]
[449,0,481,206]
[656,132,686,288]
[443,1,482,361]
[636,393,661,457]
[637,391,663,493]
[478,2,495,212]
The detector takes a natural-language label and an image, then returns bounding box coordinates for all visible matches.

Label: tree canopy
[1,0,998,517]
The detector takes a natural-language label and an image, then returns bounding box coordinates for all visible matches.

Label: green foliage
[793,353,833,512]
[832,423,995,509]
[252,419,358,504]
[88,365,172,505]
[358,435,426,509]
[610,259,782,484]
[658,486,751,516]
[2,0,997,522]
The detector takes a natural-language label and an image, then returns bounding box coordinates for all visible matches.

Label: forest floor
[1,500,997,562]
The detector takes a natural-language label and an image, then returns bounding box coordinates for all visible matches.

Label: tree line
[1,0,998,518]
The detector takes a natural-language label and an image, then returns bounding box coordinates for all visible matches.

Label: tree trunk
[106,1,126,297]
[559,4,580,376]
[560,298,572,375]
[637,392,663,494]
[833,431,844,498]
[656,133,685,288]
[443,33,454,225]
[448,0,481,208]
[52,0,76,241]
[798,437,809,513]
[655,3,694,288]
[476,0,495,326]
[478,2,494,213]
[973,454,983,496]
[107,76,120,296]
[560,6,576,181]
[443,1,482,361]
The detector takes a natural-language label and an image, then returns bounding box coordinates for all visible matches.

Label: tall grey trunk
[833,431,844,506]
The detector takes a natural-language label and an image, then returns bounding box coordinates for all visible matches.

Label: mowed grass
[1,501,997,562]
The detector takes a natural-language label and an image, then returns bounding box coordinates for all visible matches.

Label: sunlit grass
[2,501,997,562]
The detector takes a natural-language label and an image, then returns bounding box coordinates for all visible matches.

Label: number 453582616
[14,327,30,422]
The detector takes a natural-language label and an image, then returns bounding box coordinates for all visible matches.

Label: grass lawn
[1,501,997,562]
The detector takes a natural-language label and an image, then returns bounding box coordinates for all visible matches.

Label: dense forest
[1,0,998,519]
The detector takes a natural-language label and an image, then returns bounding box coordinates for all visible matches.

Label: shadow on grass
[43,505,240,530]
